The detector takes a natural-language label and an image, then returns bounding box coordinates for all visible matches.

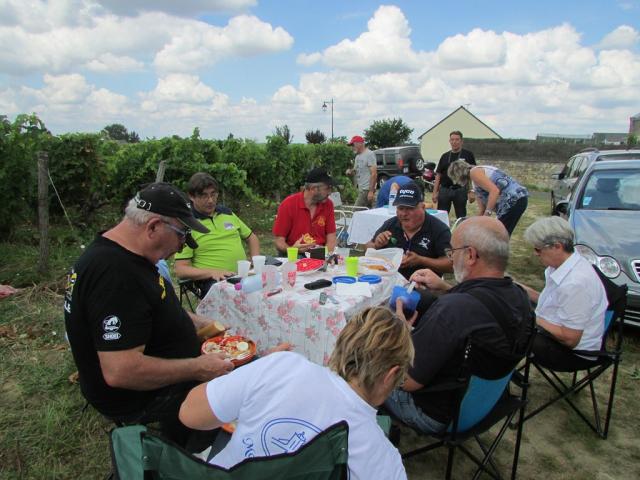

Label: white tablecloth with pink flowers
[197,267,404,365]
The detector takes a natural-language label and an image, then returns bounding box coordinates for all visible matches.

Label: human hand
[468,191,476,204]
[367,190,374,201]
[431,192,438,204]
[265,342,293,355]
[346,168,353,176]
[410,269,450,292]
[209,269,234,282]
[194,352,234,381]
[395,298,418,327]
[401,251,422,268]
[292,236,317,252]
[373,230,392,249]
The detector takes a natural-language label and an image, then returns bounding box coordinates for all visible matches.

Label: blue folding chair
[522,266,628,439]
[401,335,534,480]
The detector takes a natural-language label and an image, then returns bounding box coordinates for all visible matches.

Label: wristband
[484,210,494,217]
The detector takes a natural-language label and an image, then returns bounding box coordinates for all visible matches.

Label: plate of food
[358,256,395,275]
[295,258,325,275]
[201,334,257,366]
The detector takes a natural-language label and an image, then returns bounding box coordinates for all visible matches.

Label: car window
[384,152,397,166]
[576,157,591,176]
[568,156,584,178]
[375,153,383,166]
[596,153,640,161]
[578,170,640,210]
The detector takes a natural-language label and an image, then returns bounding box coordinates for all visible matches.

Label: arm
[98,347,233,390]
[536,317,583,348]
[401,252,452,274]
[410,269,452,293]
[432,173,441,204]
[515,281,540,303]
[188,311,217,330]
[244,232,260,258]
[174,259,233,282]
[367,165,377,201]
[402,375,424,392]
[365,230,393,250]
[179,383,224,431]
[325,232,336,252]
[470,168,499,215]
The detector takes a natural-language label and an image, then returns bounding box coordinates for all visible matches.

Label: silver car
[556,159,640,326]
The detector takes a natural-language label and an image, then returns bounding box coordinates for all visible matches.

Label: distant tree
[128,130,140,143]
[628,134,638,147]
[364,118,413,149]
[305,129,326,144]
[102,123,140,143]
[274,124,294,144]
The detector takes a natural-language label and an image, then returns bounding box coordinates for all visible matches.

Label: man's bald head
[454,216,510,273]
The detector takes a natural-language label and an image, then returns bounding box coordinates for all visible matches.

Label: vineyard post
[37,151,49,275]
[155,160,166,182]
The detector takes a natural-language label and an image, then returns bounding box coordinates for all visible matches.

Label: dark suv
[373,146,425,187]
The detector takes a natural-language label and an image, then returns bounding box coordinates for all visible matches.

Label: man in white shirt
[519,216,608,370]
[179,306,413,480]
[346,135,377,207]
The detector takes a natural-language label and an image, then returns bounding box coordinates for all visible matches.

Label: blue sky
[1,0,638,141]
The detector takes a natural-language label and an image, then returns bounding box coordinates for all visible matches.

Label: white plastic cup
[237,260,251,278]
[252,255,266,276]
[262,265,279,290]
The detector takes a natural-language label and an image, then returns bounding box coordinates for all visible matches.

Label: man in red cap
[346,135,377,207]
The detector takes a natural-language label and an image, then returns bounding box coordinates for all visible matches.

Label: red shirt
[272,192,336,247]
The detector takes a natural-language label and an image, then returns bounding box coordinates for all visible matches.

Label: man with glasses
[64,182,234,449]
[384,216,533,434]
[273,167,337,256]
[175,172,260,297]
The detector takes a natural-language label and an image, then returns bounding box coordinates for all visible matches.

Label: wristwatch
[484,210,494,217]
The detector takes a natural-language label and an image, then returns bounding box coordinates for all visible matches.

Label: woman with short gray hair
[523,216,574,253]
[448,160,528,236]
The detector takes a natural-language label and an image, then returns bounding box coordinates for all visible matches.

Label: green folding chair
[109,421,349,480]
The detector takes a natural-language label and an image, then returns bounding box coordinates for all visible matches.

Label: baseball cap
[134,183,209,248]
[305,167,335,186]
[393,181,424,207]
[348,135,364,145]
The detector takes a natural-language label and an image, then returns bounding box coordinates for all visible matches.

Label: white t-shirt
[536,252,608,351]
[206,351,406,480]
[354,149,376,191]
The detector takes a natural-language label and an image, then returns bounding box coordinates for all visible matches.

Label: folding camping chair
[178,279,209,313]
[109,421,349,480]
[522,266,628,439]
[401,335,534,480]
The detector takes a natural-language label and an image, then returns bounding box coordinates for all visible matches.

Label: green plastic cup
[287,247,299,262]
[345,257,359,277]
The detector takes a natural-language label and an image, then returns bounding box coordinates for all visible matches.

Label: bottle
[388,182,399,214]
[281,261,297,290]
[234,275,263,293]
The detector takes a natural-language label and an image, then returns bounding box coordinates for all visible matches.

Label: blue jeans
[384,389,447,434]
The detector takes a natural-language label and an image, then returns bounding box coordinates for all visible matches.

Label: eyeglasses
[162,221,191,240]
[533,243,556,254]
[197,191,219,200]
[444,245,472,259]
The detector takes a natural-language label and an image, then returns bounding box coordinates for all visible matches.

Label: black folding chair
[178,280,203,313]
[522,266,628,439]
[400,333,535,480]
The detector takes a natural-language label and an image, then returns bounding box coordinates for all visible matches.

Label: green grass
[1,194,639,479]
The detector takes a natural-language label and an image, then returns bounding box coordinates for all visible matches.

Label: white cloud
[298,5,423,73]
[145,74,221,104]
[85,53,144,73]
[436,28,506,69]
[597,25,639,50]
[153,15,293,72]
[98,0,256,16]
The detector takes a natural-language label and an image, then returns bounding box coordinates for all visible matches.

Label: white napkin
[335,282,372,297]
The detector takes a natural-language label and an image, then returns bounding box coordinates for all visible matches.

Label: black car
[373,146,425,188]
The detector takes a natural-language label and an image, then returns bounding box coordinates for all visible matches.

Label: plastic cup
[252,255,266,276]
[237,260,251,278]
[287,247,299,262]
[389,285,421,317]
[262,265,278,290]
[345,257,359,277]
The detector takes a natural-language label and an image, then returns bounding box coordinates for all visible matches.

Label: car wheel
[377,175,389,189]
[409,157,424,173]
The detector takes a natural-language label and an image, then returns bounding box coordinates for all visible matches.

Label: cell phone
[304,279,332,290]
[265,256,283,267]
[226,276,242,285]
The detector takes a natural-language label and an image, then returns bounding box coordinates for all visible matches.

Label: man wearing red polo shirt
[273,167,337,256]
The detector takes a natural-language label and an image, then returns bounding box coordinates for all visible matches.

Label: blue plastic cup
[389,285,420,317]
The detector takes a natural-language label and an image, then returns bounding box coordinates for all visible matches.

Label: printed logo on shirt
[102,315,122,341]
[315,216,326,227]
[260,418,322,456]
[223,222,235,230]
[158,275,166,300]
[417,236,431,250]
[64,270,77,313]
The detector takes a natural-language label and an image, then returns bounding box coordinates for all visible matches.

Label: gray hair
[448,160,472,187]
[458,219,510,271]
[524,216,574,253]
[123,198,173,226]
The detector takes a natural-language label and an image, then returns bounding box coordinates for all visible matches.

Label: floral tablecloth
[197,266,405,365]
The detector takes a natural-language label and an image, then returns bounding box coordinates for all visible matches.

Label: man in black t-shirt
[432,130,476,218]
[385,217,533,433]
[64,183,234,447]
[366,181,452,280]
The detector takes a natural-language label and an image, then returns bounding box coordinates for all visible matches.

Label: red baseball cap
[348,135,364,145]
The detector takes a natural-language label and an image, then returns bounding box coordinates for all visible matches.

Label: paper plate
[296,258,325,275]
[201,335,256,366]
[358,256,395,275]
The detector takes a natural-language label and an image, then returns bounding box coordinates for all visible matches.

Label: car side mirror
[551,172,563,180]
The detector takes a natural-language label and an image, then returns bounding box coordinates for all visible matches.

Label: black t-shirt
[436,149,476,188]
[372,215,451,279]
[409,277,532,424]
[64,235,200,417]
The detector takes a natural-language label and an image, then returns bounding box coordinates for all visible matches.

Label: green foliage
[305,129,326,144]
[273,124,294,144]
[628,134,638,147]
[364,118,413,149]
[101,123,140,143]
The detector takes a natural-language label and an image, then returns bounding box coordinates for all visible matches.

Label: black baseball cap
[135,183,209,248]
[393,181,424,207]
[305,167,335,186]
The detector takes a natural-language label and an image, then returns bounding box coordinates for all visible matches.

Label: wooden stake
[37,151,49,275]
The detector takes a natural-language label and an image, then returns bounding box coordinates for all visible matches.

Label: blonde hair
[329,306,414,393]
[447,159,472,187]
